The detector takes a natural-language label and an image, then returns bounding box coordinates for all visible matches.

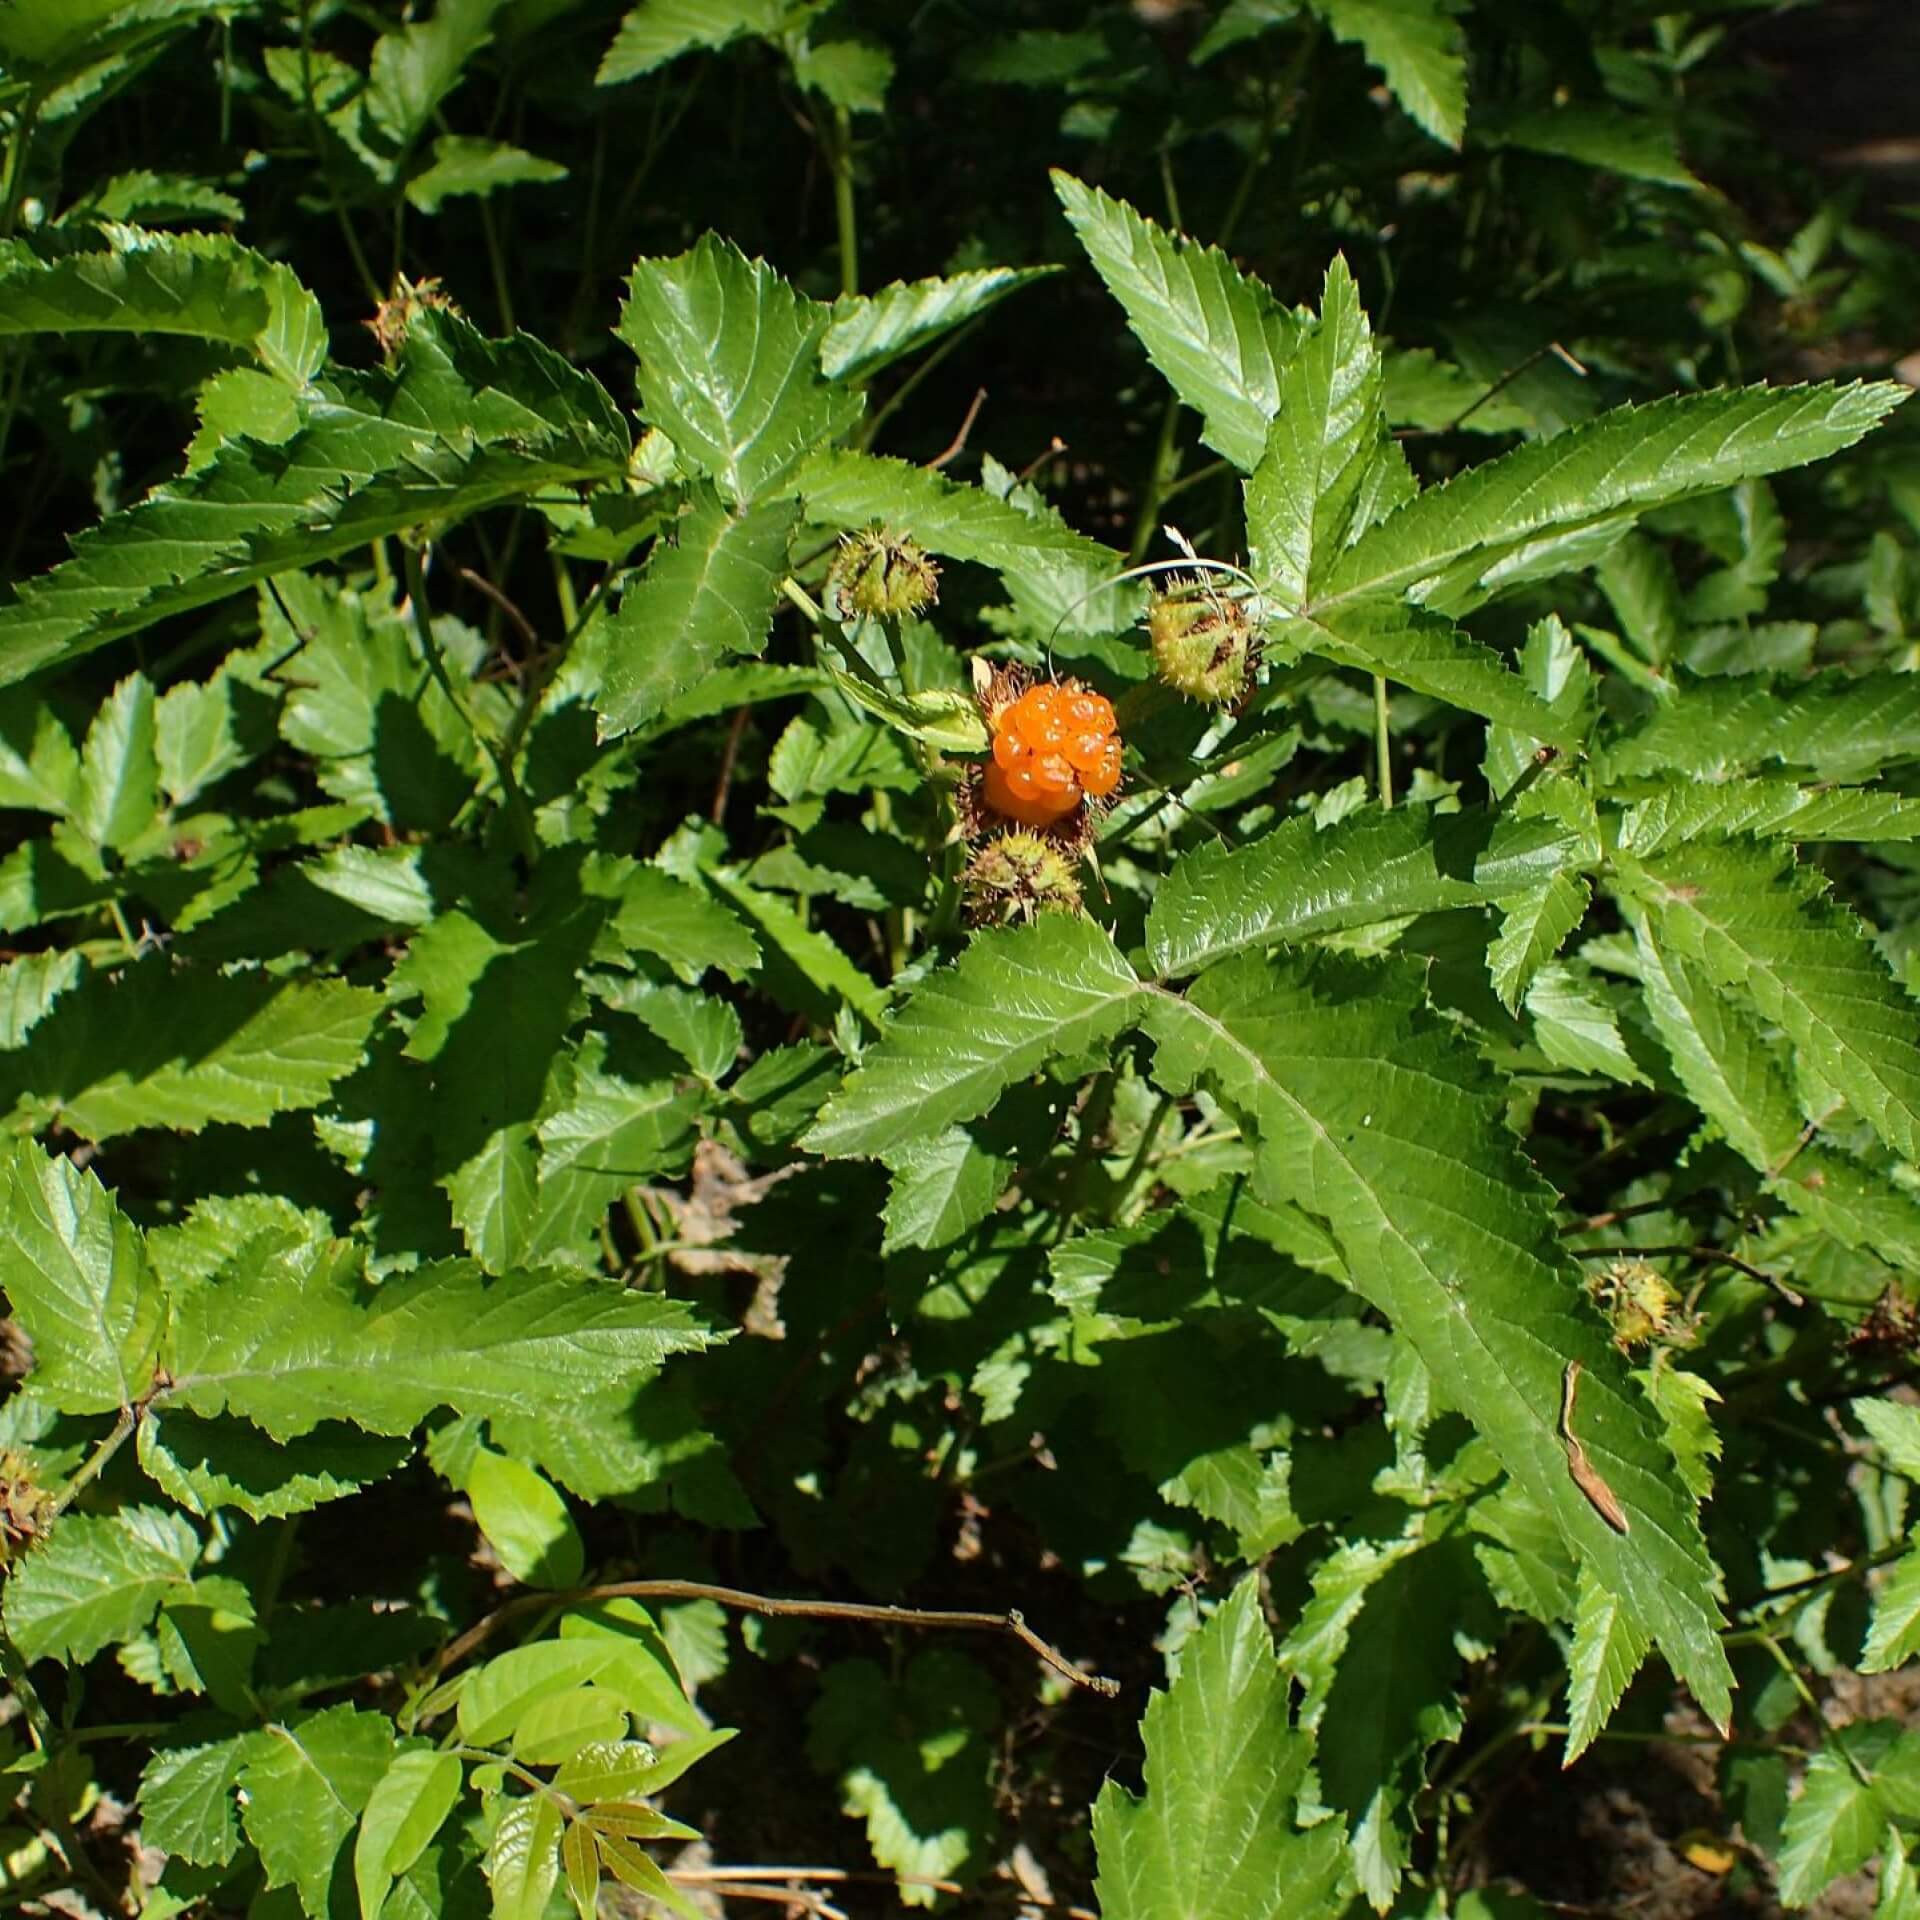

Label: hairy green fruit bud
[830,528,941,620]
[1587,1258,1678,1351]
[964,830,1084,926]
[1146,581,1258,706]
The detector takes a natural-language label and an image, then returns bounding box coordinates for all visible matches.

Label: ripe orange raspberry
[981,680,1121,827]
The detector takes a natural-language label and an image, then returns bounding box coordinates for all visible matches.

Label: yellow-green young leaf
[460,1641,698,1751]
[5,1506,200,1663]
[4,1139,160,1415]
[1051,172,1303,472]
[553,1728,735,1804]
[1316,383,1907,616]
[1778,1722,1920,1907]
[1563,1565,1651,1763]
[818,662,990,754]
[1880,1834,1920,1920]
[804,916,1144,1157]
[511,1688,629,1767]
[1093,1575,1346,1920]
[1141,952,1733,1726]
[821,268,1058,381]
[0,226,324,384]
[560,1818,599,1920]
[486,1795,563,1920]
[1311,0,1467,147]
[617,236,863,506]
[240,1707,398,1920]
[466,1451,586,1591]
[596,0,784,85]
[593,490,798,740]
[354,1750,464,1920]
[594,1828,702,1919]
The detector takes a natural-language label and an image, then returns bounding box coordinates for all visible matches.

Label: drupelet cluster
[982,682,1122,827]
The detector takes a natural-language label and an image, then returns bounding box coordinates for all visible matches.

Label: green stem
[1,91,40,240]
[478,195,514,334]
[1374,675,1394,808]
[855,318,983,453]
[401,545,538,863]
[828,104,859,296]
[1126,395,1183,566]
[50,1408,136,1519]
[298,1,383,308]
[1111,1095,1174,1223]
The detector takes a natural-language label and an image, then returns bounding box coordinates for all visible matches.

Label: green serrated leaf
[1146,803,1581,979]
[1052,172,1303,472]
[0,224,324,384]
[618,236,863,506]
[596,0,783,85]
[243,1707,397,1920]
[4,1138,161,1414]
[138,1410,411,1520]
[805,917,1142,1157]
[6,1505,200,1664]
[797,449,1129,636]
[1489,871,1590,1010]
[1563,1564,1651,1763]
[71,671,159,852]
[404,135,567,213]
[594,490,797,739]
[0,314,630,690]
[2,958,381,1141]
[1093,1575,1346,1920]
[1625,840,1920,1165]
[821,268,1058,381]
[1316,384,1907,617]
[1778,1722,1920,1907]
[1142,952,1733,1725]
[1311,0,1467,146]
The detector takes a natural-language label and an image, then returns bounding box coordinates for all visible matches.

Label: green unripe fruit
[830,528,941,620]
[1147,582,1258,706]
[964,831,1084,926]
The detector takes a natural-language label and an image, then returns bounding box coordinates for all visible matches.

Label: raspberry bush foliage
[4,2,1920,1915]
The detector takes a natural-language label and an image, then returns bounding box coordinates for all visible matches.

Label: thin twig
[710,705,751,824]
[669,1866,1098,1918]
[1568,1241,1801,1304]
[455,565,541,656]
[48,1407,135,1518]
[926,387,987,470]
[430,1579,1119,1697]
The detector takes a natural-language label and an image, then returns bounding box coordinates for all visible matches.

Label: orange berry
[1031,751,1076,795]
[1065,729,1108,775]
[984,758,1079,826]
[1014,698,1066,751]
[992,728,1028,771]
[1080,739,1123,798]
[1064,691,1115,736]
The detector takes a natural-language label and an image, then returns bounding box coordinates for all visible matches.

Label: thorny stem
[429,1579,1119,1698]
[401,545,539,863]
